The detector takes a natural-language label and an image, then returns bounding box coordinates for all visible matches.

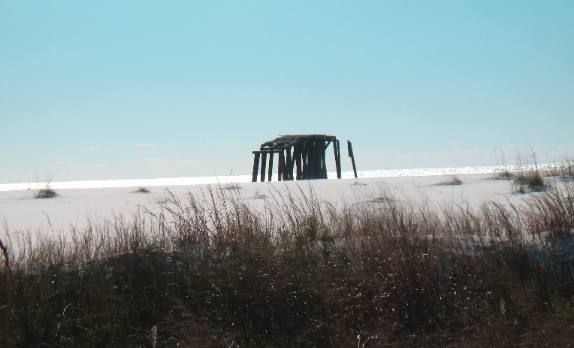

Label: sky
[1,0,573,183]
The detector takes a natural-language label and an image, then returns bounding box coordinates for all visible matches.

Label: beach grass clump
[447,175,463,185]
[435,176,463,186]
[513,170,547,193]
[496,169,514,180]
[1,185,574,346]
[34,187,58,199]
[134,186,151,193]
[552,159,574,180]
[34,175,58,199]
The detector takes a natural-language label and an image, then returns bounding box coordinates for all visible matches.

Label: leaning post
[347,141,358,179]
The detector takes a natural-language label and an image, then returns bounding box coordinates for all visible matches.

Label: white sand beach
[0,171,553,236]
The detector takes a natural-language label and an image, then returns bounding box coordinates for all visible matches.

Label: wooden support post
[320,141,327,179]
[252,152,260,182]
[291,148,297,180]
[278,150,285,181]
[334,140,342,179]
[286,147,293,180]
[309,141,318,179]
[312,140,320,179]
[267,152,274,182]
[307,141,314,179]
[294,146,302,180]
[303,140,313,180]
[348,140,358,179]
[301,143,308,179]
[260,152,267,182]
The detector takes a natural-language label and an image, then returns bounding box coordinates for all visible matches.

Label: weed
[34,188,58,199]
[496,169,514,180]
[436,176,463,186]
[513,170,547,193]
[134,186,151,193]
[34,174,58,199]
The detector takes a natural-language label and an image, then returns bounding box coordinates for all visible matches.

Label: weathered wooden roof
[260,134,337,150]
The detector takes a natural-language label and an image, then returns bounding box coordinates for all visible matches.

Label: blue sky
[1,1,573,182]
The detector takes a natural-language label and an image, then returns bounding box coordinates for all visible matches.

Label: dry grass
[134,186,151,193]
[34,187,58,199]
[496,169,514,180]
[544,159,574,181]
[437,175,463,186]
[1,185,574,347]
[496,154,564,193]
[513,170,547,193]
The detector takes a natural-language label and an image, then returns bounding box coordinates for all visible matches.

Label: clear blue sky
[1,1,573,182]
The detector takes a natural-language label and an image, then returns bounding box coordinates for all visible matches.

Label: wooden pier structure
[251,134,357,182]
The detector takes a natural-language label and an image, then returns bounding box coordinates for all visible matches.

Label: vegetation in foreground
[1,185,574,347]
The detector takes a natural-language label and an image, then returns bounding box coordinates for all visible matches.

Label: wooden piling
[260,152,267,182]
[334,140,342,179]
[294,146,302,180]
[278,150,285,181]
[320,141,327,179]
[285,147,293,180]
[252,152,260,182]
[307,141,317,179]
[348,140,358,179]
[267,152,274,181]
[300,143,308,179]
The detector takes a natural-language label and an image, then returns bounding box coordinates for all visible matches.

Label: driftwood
[251,134,357,182]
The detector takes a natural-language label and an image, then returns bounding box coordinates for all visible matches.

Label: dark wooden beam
[301,143,308,179]
[260,152,267,182]
[294,145,302,180]
[334,140,342,179]
[320,143,327,179]
[252,152,260,182]
[348,140,358,179]
[267,152,274,182]
[285,146,293,180]
[278,150,285,181]
[312,140,320,179]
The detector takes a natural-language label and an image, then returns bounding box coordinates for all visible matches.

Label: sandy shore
[0,173,543,236]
